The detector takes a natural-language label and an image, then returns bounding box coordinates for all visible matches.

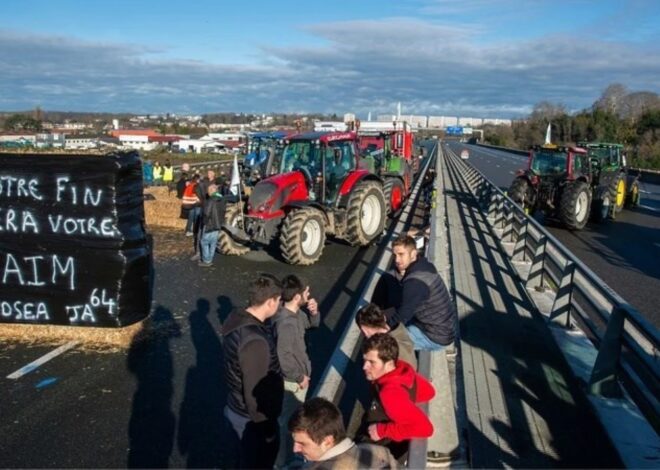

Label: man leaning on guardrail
[383,235,457,351]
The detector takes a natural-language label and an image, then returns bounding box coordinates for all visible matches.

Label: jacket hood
[376,359,417,389]
[221,308,266,336]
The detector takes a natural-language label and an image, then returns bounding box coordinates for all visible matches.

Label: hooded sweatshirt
[371,360,435,442]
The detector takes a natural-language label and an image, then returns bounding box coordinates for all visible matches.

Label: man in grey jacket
[274,274,321,467]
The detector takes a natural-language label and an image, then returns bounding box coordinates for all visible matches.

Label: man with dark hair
[361,333,435,462]
[356,303,416,369]
[384,234,457,351]
[274,274,321,467]
[288,397,397,469]
[222,274,284,469]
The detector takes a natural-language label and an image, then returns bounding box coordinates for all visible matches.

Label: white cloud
[0,18,658,118]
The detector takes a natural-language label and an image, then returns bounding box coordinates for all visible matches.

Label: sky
[1,0,659,119]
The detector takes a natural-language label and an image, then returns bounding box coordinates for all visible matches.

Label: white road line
[6,341,78,380]
[640,205,660,213]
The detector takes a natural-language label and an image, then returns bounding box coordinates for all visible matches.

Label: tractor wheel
[509,177,534,214]
[625,179,641,208]
[559,181,591,230]
[345,181,386,246]
[383,177,405,216]
[591,187,612,223]
[611,174,626,214]
[279,207,326,265]
[218,204,250,256]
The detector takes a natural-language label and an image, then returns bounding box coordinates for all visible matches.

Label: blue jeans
[186,206,201,233]
[200,229,219,263]
[406,324,448,351]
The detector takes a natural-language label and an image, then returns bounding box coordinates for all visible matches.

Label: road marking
[6,341,78,380]
[639,204,659,213]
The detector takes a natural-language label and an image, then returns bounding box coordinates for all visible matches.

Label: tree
[593,83,628,114]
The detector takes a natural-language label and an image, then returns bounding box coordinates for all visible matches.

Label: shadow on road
[127,306,181,468]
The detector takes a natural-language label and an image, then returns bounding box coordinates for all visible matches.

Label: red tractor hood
[246,171,309,218]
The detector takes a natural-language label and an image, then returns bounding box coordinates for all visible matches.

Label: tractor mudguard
[336,171,382,207]
[284,201,330,222]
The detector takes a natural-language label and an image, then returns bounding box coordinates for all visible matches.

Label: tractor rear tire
[279,207,326,265]
[611,174,626,214]
[345,181,386,246]
[218,204,250,256]
[559,181,591,230]
[383,177,405,216]
[509,177,533,213]
[625,179,640,208]
[591,187,611,223]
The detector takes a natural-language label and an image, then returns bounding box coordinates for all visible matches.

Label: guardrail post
[512,216,529,261]
[487,189,497,219]
[549,260,575,328]
[502,203,515,242]
[588,306,625,398]
[525,235,547,291]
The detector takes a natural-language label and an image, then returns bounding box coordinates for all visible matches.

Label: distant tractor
[242,131,293,189]
[358,121,417,215]
[219,131,386,265]
[509,144,594,230]
[578,142,640,220]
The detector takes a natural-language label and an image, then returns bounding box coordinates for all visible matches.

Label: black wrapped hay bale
[0,151,152,327]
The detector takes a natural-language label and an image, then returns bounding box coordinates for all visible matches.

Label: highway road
[0,156,431,467]
[446,141,660,329]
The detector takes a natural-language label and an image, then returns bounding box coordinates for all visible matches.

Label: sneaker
[185,231,194,237]
[190,253,200,261]
[198,261,213,267]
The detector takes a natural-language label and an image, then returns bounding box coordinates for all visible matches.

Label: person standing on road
[384,235,457,351]
[222,275,284,469]
[360,333,435,462]
[152,161,163,186]
[181,173,202,237]
[197,183,227,267]
[356,303,416,369]
[288,397,398,469]
[274,275,321,467]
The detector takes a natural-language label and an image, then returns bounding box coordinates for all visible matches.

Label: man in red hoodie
[361,333,435,462]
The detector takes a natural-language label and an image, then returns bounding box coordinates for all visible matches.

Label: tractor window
[531,150,567,175]
[573,153,588,175]
[280,141,320,173]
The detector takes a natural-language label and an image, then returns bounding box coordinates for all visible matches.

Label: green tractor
[578,142,640,221]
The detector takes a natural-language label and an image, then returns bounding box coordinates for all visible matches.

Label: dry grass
[144,185,186,229]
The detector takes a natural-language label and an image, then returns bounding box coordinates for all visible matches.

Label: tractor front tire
[559,181,591,230]
[591,187,612,223]
[383,177,405,217]
[279,207,326,265]
[218,204,250,256]
[625,179,641,208]
[345,181,386,246]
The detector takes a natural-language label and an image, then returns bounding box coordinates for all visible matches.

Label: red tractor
[357,121,417,215]
[219,131,387,265]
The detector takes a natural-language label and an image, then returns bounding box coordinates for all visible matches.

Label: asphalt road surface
[0,156,431,468]
[446,141,660,329]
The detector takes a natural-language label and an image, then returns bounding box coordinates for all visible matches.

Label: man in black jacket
[384,235,457,351]
[197,184,227,267]
[222,275,284,469]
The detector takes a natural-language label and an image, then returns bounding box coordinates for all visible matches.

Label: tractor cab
[524,144,591,182]
[279,131,359,204]
[243,131,292,185]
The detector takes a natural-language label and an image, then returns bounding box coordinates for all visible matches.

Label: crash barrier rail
[444,144,660,435]
[474,142,660,185]
[312,145,437,466]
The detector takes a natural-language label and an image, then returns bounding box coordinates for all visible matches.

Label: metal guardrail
[311,147,437,466]
[444,144,660,433]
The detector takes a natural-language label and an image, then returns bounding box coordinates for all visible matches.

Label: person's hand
[299,375,310,390]
[307,297,319,315]
[368,424,381,441]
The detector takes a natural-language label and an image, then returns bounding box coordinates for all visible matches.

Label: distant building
[110,128,160,138]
